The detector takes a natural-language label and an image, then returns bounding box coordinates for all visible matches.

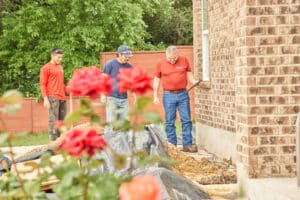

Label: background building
[193,0,300,180]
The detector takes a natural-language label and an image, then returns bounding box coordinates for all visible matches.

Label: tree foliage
[0,0,192,97]
[0,0,168,97]
[144,0,193,46]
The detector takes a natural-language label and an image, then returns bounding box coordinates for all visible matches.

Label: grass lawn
[0,132,49,147]
[175,120,195,135]
[0,120,193,147]
[176,122,182,135]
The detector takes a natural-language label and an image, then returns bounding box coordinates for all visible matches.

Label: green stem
[0,117,7,131]
[7,140,30,199]
[81,156,90,200]
[128,109,139,175]
[82,179,89,200]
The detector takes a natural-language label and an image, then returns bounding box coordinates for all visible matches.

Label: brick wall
[193,0,300,178]
[0,98,106,133]
[193,0,241,161]
[195,0,237,132]
[240,0,299,178]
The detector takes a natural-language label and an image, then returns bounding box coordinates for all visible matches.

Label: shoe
[182,145,198,153]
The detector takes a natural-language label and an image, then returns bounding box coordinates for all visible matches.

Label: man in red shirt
[153,46,199,152]
[40,48,66,141]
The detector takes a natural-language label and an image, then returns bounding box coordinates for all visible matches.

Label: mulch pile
[167,143,237,185]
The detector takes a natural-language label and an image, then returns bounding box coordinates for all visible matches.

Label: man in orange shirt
[153,46,199,152]
[40,48,66,141]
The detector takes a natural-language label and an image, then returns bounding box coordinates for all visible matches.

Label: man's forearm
[187,72,198,84]
[153,77,160,97]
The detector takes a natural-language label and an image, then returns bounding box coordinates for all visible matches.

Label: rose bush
[60,129,107,157]
[0,66,163,200]
[117,67,152,95]
[66,66,113,99]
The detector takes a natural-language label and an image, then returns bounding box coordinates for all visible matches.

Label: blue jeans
[106,96,129,123]
[163,90,192,147]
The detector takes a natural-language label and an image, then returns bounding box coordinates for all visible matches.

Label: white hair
[166,45,178,56]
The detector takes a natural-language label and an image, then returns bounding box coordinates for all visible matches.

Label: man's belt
[163,89,186,94]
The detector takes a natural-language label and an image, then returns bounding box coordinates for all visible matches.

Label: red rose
[60,128,107,157]
[119,175,161,200]
[117,67,152,95]
[66,66,113,99]
[84,129,107,156]
[60,129,86,156]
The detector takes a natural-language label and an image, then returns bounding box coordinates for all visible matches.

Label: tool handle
[187,80,201,91]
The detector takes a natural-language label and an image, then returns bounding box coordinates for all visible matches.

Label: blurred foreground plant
[0,66,163,200]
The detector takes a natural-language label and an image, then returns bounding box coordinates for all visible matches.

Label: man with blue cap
[101,45,136,130]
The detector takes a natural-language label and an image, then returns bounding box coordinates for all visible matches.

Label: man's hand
[153,96,160,105]
[43,97,50,109]
[193,80,200,85]
[100,95,106,103]
[153,77,161,105]
[132,93,137,105]
[187,80,201,91]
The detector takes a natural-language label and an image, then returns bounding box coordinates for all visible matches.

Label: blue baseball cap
[117,45,133,58]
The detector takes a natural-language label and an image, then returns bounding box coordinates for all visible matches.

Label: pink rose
[119,175,161,200]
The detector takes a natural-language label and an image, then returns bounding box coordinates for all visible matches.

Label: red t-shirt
[154,56,191,90]
[39,62,66,100]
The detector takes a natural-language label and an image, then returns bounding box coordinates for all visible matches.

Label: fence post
[296,112,300,187]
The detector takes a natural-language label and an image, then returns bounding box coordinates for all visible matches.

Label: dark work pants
[48,97,66,141]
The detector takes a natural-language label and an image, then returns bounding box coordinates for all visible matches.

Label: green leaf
[24,180,40,195]
[143,111,161,124]
[64,110,82,124]
[137,154,175,168]
[2,104,22,114]
[113,154,127,170]
[137,154,159,167]
[89,158,105,169]
[110,119,131,131]
[0,133,9,144]
[53,162,80,180]
[90,114,100,124]
[78,98,91,109]
[1,90,23,105]
[159,156,176,165]
[38,153,52,168]
[134,150,148,160]
[23,161,39,169]
[59,170,80,188]
[136,97,151,111]
[87,173,126,199]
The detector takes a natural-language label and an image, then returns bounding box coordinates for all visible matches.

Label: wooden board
[1,155,63,191]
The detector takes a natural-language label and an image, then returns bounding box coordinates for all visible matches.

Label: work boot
[182,145,198,153]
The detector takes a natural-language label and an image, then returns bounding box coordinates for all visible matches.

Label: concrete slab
[195,123,237,162]
[244,177,300,200]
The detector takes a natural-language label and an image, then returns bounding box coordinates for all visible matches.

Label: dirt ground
[167,143,239,199]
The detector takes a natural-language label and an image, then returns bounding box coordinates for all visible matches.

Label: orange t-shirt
[39,62,66,100]
[154,56,191,90]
